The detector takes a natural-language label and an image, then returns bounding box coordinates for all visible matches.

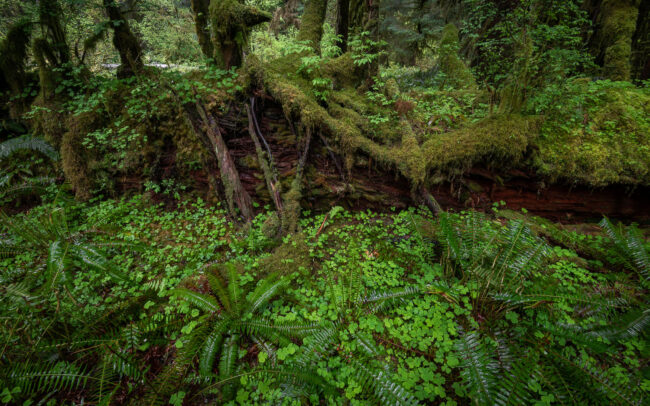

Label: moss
[61,112,97,200]
[421,115,541,177]
[190,0,214,59]
[600,0,639,81]
[209,0,271,69]
[438,24,476,90]
[296,0,328,53]
[259,232,311,275]
[534,82,650,186]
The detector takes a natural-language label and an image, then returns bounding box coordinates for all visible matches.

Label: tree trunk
[209,0,271,69]
[190,0,214,59]
[103,0,144,78]
[335,0,349,53]
[33,0,70,98]
[297,0,328,53]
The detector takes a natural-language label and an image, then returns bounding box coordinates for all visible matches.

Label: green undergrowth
[1,195,648,404]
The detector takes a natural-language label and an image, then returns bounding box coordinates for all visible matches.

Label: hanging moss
[104,0,144,78]
[599,0,639,81]
[438,23,476,89]
[0,19,33,119]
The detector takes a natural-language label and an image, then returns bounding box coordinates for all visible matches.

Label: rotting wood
[246,102,283,216]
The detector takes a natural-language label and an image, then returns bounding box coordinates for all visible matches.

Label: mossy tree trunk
[103,0,144,78]
[190,0,214,59]
[33,0,70,99]
[597,0,639,81]
[209,0,271,69]
[0,19,32,117]
[297,0,328,53]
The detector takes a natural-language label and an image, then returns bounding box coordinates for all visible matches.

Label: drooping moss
[104,0,144,78]
[438,23,476,90]
[0,19,33,118]
[599,0,639,81]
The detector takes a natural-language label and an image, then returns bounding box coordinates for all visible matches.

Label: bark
[190,0,214,59]
[335,0,350,53]
[209,0,271,69]
[270,0,300,35]
[246,102,283,215]
[631,0,649,80]
[195,101,254,220]
[297,0,328,53]
[103,0,144,78]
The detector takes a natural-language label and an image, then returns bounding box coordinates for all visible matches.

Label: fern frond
[455,331,498,405]
[362,286,421,313]
[225,263,243,314]
[206,270,232,313]
[198,319,230,376]
[350,358,419,405]
[551,351,640,406]
[0,135,58,161]
[237,318,320,341]
[493,351,540,406]
[246,273,286,313]
[218,333,239,400]
[4,361,94,397]
[172,288,220,313]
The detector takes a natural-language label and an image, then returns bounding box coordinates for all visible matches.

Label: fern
[455,331,498,405]
[600,217,650,281]
[0,136,58,161]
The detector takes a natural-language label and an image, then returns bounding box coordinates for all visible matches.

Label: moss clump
[258,232,311,275]
[422,115,541,178]
[438,24,476,90]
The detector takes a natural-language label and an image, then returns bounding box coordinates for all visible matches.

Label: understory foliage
[0,0,649,404]
[0,195,648,404]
